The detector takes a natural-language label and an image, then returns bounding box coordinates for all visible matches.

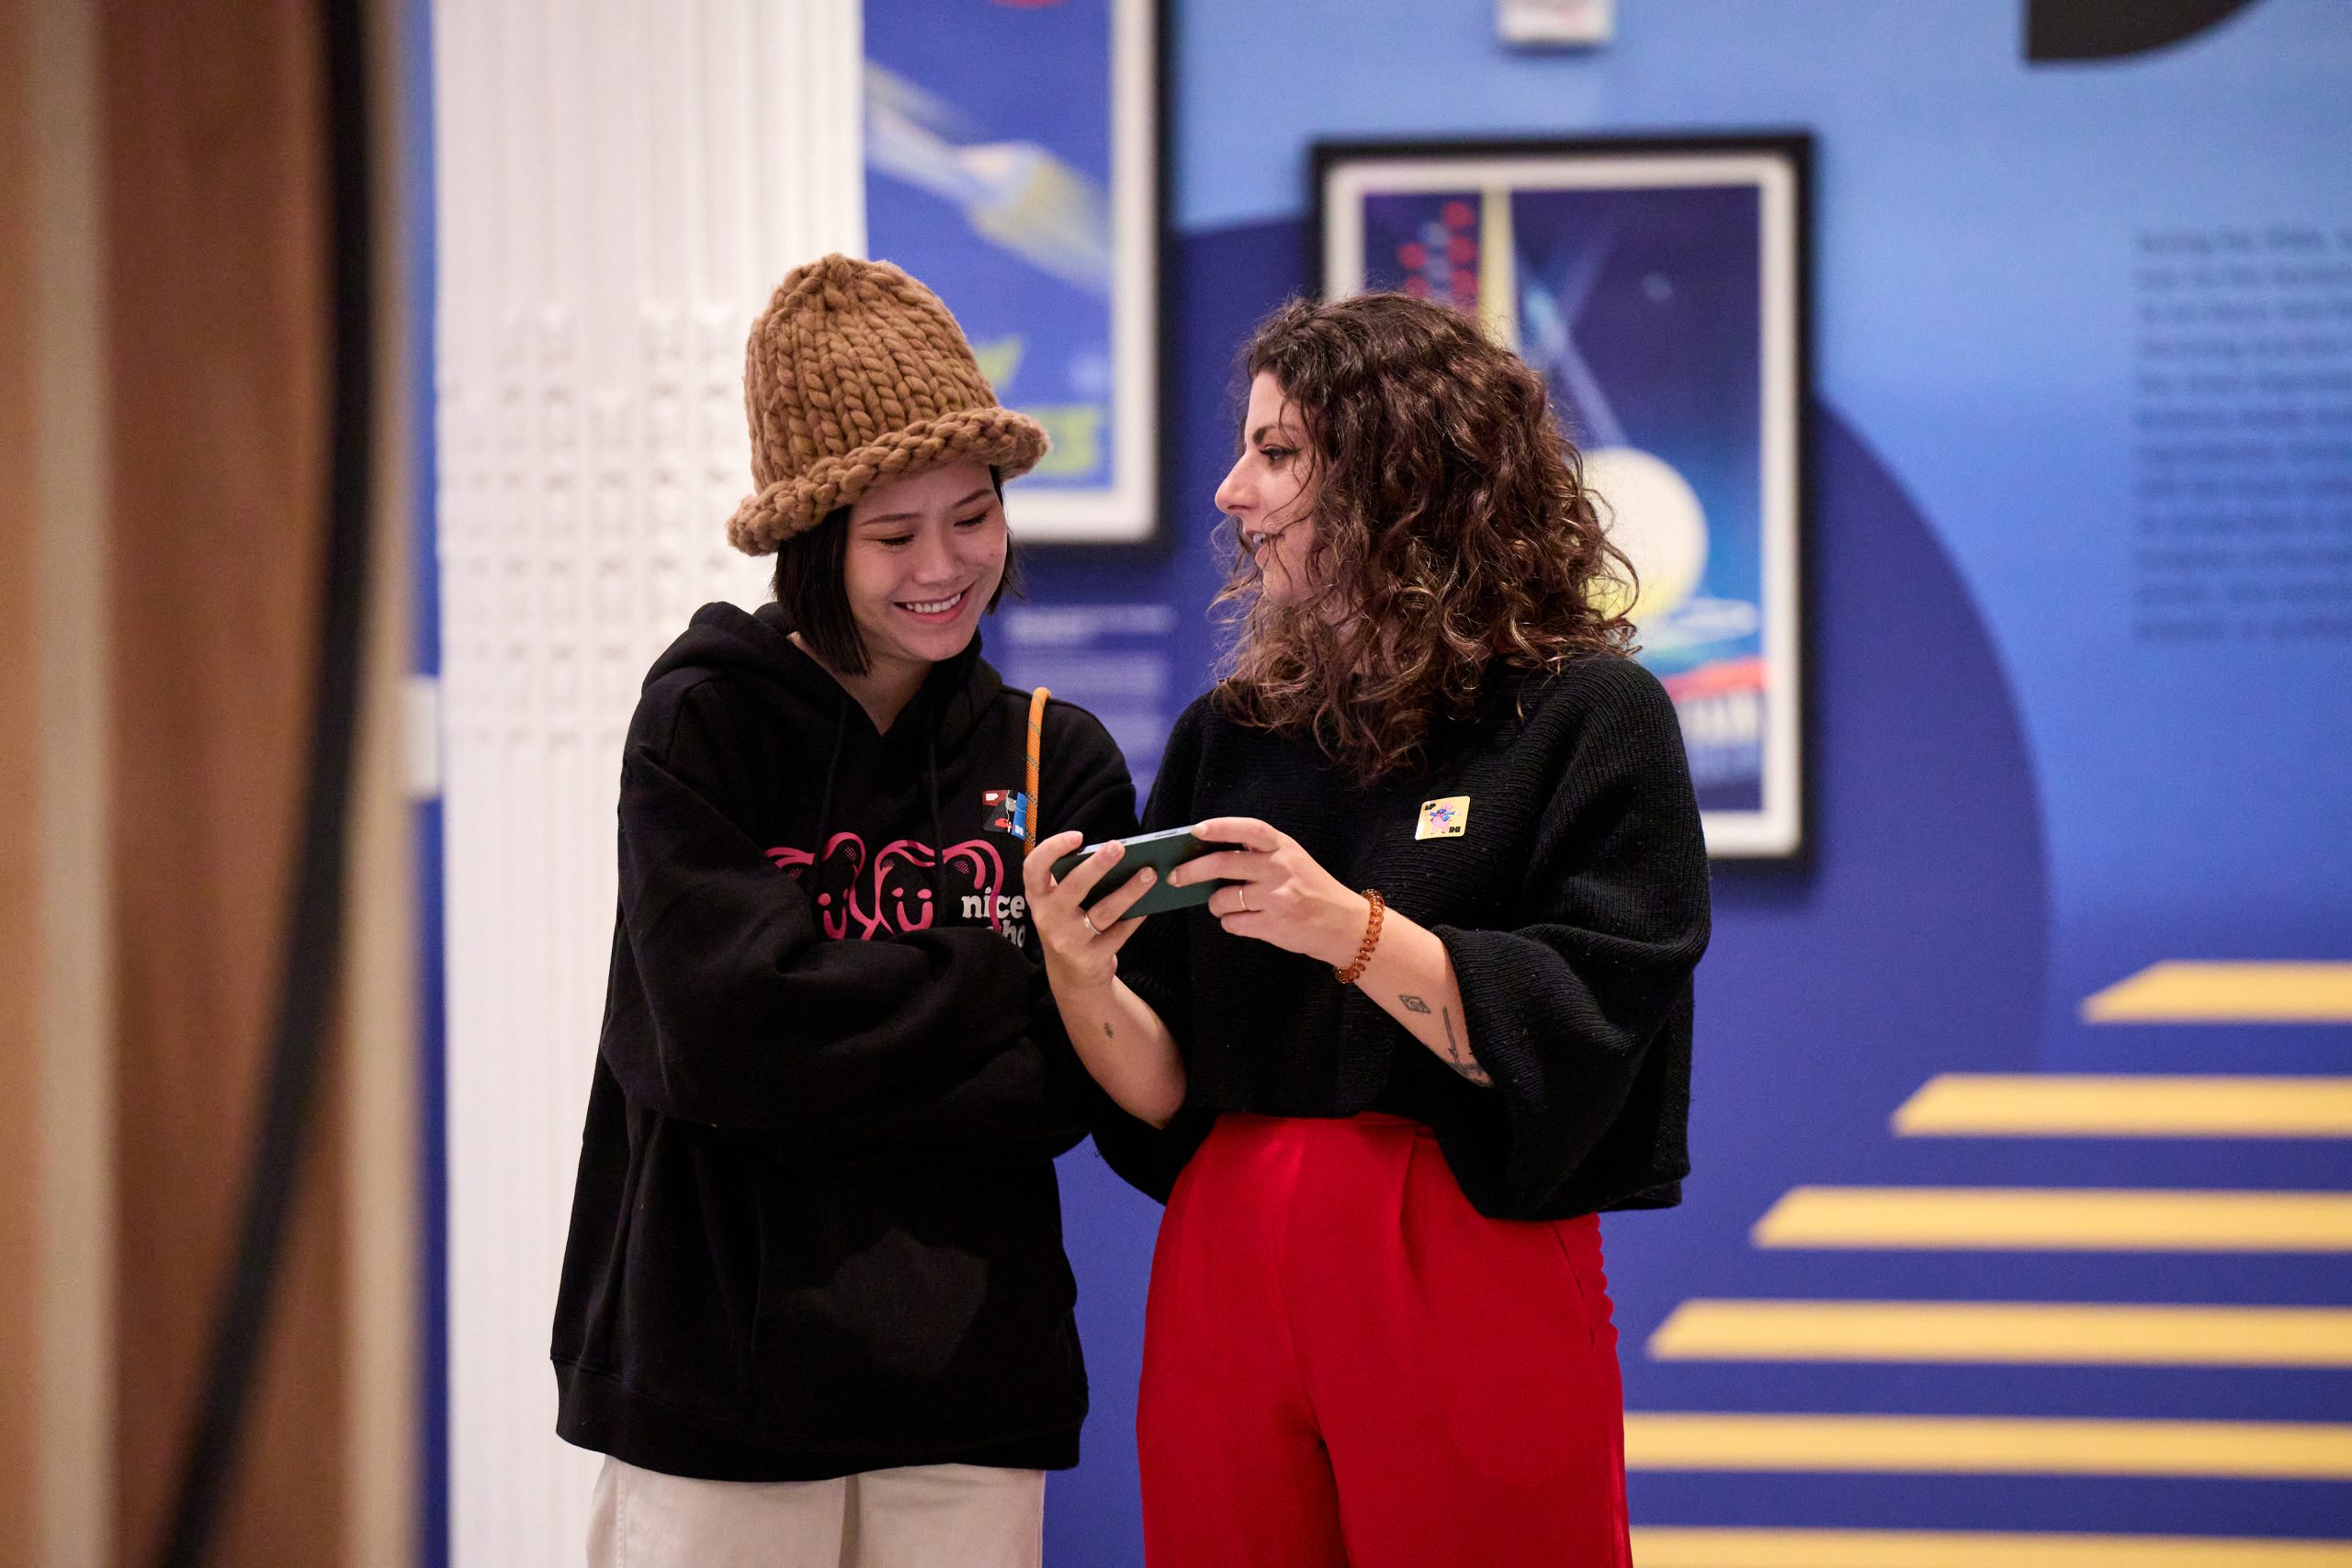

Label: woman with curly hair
[1023,293,1711,1566]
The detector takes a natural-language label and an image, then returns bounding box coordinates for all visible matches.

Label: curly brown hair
[1214,292,1637,781]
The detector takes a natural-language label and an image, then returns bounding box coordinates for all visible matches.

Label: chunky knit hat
[726,254,1049,554]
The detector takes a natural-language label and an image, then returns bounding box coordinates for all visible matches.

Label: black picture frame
[1315,133,1815,858]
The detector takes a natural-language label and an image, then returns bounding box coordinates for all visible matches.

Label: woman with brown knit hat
[1023,292,1711,1566]
[550,254,1138,1566]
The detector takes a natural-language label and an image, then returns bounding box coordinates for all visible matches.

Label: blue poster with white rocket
[864,0,1154,540]
[1355,170,1792,838]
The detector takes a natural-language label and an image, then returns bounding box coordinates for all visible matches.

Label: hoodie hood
[646,600,1001,758]
[631,600,1053,953]
[646,603,1010,902]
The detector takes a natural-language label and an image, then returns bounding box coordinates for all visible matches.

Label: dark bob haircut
[770,469,1017,675]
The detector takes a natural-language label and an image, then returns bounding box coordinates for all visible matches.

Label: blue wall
[390,0,2348,1558]
[986,1,2352,1561]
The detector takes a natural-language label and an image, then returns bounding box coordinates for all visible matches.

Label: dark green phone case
[1049,824,1232,919]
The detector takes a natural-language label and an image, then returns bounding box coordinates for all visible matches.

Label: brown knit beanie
[726,254,1049,555]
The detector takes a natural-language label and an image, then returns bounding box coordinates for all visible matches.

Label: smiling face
[1215,372,1322,606]
[840,460,1007,680]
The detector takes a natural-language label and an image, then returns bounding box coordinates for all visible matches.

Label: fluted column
[434,2,864,1559]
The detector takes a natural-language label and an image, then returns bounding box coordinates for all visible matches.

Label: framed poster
[1317,135,1812,859]
[863,0,1163,544]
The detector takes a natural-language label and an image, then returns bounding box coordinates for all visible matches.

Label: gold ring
[1238,887,1250,913]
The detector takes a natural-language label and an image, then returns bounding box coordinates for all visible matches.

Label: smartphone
[1048,824,1232,919]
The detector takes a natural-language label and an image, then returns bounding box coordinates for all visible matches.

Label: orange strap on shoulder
[1024,686,1050,849]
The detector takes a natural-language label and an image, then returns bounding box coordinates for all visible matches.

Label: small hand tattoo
[1103,1021,1115,1039]
[1442,1008,1492,1086]
[1399,994,1432,1014]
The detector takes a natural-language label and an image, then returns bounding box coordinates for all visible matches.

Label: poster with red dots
[1366,193,1486,312]
[1319,136,1812,859]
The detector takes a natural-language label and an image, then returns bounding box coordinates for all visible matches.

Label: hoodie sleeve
[1083,697,1219,1201]
[833,699,1142,1158]
[1417,660,1712,1219]
[597,679,1070,1150]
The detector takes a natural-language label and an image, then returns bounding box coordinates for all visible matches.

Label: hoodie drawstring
[924,728,947,916]
[810,676,963,931]
[813,694,848,900]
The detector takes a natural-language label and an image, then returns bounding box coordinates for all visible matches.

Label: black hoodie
[551,602,1138,1482]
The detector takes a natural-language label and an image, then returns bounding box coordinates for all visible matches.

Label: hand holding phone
[1048,824,1233,919]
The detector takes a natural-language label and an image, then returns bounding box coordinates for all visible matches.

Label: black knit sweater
[1094,653,1711,1222]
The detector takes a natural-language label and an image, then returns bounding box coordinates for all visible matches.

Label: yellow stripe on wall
[1623,1412,2352,1479]
[1630,1528,2352,1568]
[1894,1074,2352,1137]
[1752,1186,2352,1252]
[1647,1300,2352,1366]
[2083,961,2352,1022]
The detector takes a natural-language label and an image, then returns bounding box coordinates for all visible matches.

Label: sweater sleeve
[1422,660,1712,1219]
[1085,698,1219,1201]
[598,682,1090,1156]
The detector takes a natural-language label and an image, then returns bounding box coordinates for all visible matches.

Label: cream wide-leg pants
[586,1455,1046,1568]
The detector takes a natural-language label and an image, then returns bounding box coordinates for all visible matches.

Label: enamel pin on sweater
[1416,795,1470,840]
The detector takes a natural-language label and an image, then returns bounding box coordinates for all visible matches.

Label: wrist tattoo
[1103,1021,1115,1039]
[1398,994,1431,1014]
[1442,1008,1492,1087]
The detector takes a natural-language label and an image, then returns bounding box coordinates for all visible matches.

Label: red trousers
[1136,1112,1632,1568]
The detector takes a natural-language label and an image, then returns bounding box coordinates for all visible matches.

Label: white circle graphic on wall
[1584,446,1708,630]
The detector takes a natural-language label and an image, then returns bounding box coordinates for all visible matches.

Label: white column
[434,2,863,1561]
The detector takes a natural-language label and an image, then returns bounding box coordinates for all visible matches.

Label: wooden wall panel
[1,0,44,1547]
[101,0,346,1560]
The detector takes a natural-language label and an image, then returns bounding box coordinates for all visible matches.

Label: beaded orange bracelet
[1334,889,1385,986]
